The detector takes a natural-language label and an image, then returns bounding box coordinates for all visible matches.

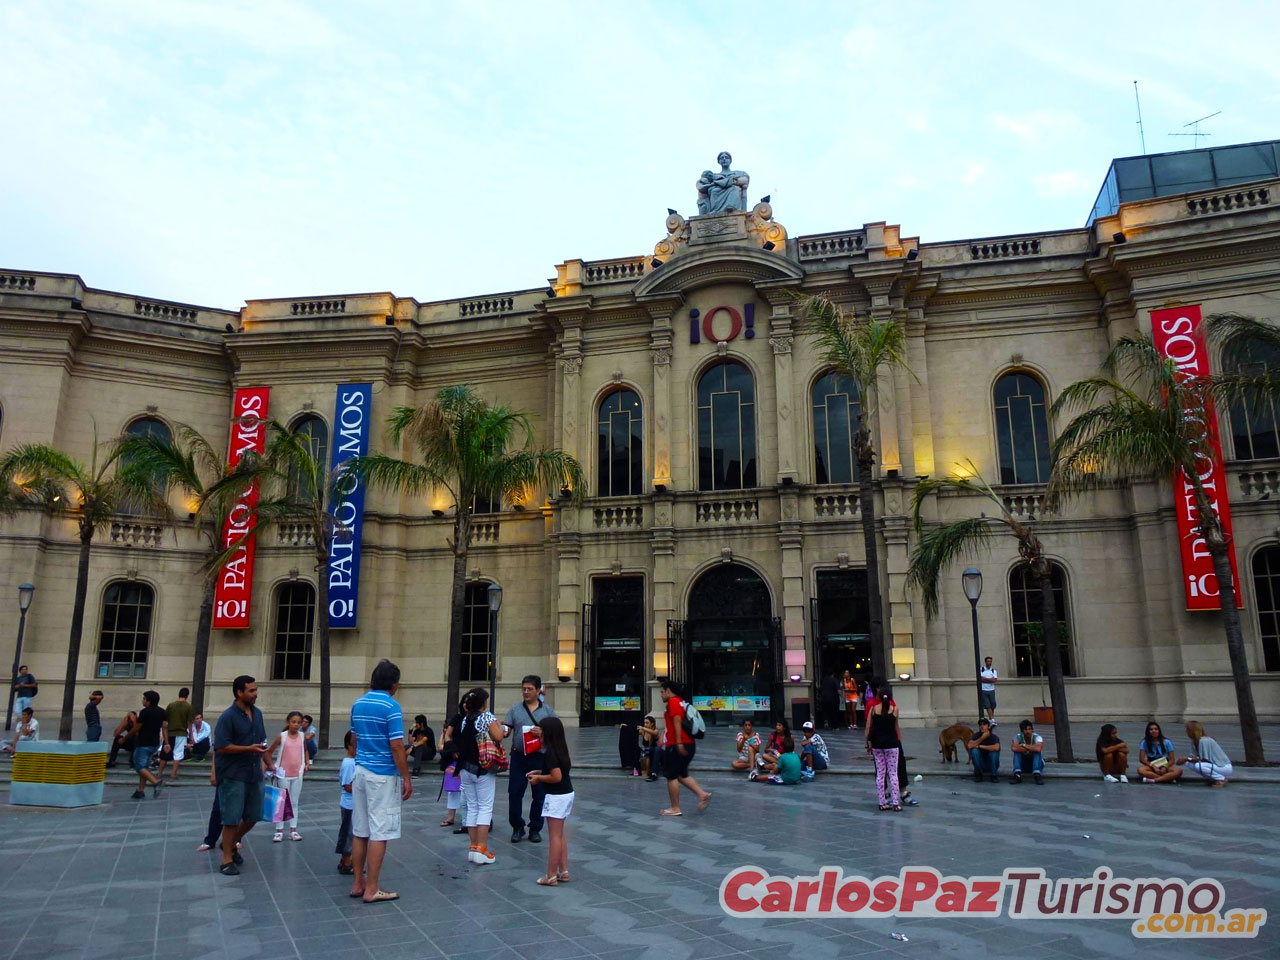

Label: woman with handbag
[458,687,507,865]
[266,711,310,841]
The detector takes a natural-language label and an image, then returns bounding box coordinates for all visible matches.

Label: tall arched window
[290,415,329,501]
[697,361,757,491]
[1009,563,1073,677]
[463,581,495,683]
[597,389,643,496]
[1225,340,1280,461]
[1253,545,1280,672]
[120,417,173,513]
[812,372,860,485]
[994,372,1051,485]
[97,581,155,678]
[272,581,315,681]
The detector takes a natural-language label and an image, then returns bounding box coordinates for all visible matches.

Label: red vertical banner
[212,387,270,628]
[1149,305,1242,610]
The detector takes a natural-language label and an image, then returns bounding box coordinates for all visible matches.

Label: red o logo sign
[703,306,742,343]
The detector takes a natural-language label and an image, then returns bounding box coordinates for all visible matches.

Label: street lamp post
[486,582,503,710]
[7,584,36,732]
[962,568,983,725]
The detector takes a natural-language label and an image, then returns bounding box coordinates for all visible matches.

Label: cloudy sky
[3,1,1277,308]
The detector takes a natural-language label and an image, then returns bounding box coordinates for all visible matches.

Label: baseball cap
[802,721,814,730]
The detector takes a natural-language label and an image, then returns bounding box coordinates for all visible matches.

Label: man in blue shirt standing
[349,659,411,904]
[213,675,269,876]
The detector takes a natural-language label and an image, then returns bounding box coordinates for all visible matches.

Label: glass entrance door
[585,577,645,726]
[813,570,871,724]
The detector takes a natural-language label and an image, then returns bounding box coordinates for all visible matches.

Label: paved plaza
[1,726,1277,960]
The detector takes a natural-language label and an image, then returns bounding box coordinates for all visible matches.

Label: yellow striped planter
[9,741,109,807]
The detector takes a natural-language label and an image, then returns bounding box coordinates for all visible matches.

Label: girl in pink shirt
[268,711,310,841]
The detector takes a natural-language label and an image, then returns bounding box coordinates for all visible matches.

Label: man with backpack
[658,680,711,817]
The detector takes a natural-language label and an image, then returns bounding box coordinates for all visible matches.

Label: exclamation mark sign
[744,302,755,339]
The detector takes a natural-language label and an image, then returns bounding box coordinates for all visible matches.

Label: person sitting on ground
[751,735,801,784]
[638,715,661,781]
[188,713,213,762]
[1181,721,1233,787]
[799,721,829,777]
[1136,721,1183,783]
[1095,724,1129,783]
[301,715,319,762]
[1009,719,1044,785]
[759,720,791,774]
[731,719,762,771]
[108,709,139,767]
[3,707,38,752]
[407,714,436,777]
[967,718,1001,782]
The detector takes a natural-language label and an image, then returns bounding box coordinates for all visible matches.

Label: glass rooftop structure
[1087,138,1280,225]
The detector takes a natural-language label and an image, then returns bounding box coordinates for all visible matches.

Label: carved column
[637,293,682,489]
[768,326,798,483]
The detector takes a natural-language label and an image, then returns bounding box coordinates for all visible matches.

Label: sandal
[536,874,559,886]
[272,832,283,842]
[892,804,903,812]
[878,804,891,812]
[197,843,212,851]
[556,870,571,883]
[659,808,683,817]
[290,830,302,841]
[363,890,399,904]
[440,819,455,827]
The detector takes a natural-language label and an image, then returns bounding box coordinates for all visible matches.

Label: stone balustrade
[277,522,314,547]
[290,299,346,316]
[109,521,164,547]
[1187,187,1270,216]
[797,231,865,261]
[1238,466,1279,499]
[459,296,514,317]
[695,498,759,524]
[970,238,1041,260]
[583,258,646,284]
[470,521,501,543]
[1001,489,1046,518]
[593,504,644,529]
[813,492,861,519]
[1,273,37,291]
[134,299,198,323]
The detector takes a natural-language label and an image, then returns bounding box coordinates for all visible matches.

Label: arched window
[1253,545,1280,672]
[1009,563,1073,677]
[994,372,1051,485]
[697,361,757,491]
[1225,340,1280,461]
[272,581,315,681]
[97,581,154,678]
[462,581,495,683]
[120,417,173,513]
[290,415,329,501]
[597,389,643,496]
[812,372,860,485]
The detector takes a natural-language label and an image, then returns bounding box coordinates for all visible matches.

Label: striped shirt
[350,690,404,776]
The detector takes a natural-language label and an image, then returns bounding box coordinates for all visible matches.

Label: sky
[3,1,1278,310]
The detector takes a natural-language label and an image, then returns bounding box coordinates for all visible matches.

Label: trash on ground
[891,932,910,942]
[913,774,923,782]
[1081,834,1092,839]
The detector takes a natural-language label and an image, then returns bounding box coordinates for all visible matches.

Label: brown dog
[939,724,974,763]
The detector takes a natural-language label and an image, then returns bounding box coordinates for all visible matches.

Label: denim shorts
[131,746,157,773]
[217,778,264,825]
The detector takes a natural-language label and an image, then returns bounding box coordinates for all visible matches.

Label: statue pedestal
[9,740,109,807]
[689,211,751,246]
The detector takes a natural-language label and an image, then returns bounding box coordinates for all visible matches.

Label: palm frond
[800,294,911,419]
[350,454,444,500]
[1204,312,1280,357]
[909,464,1005,534]
[907,517,997,618]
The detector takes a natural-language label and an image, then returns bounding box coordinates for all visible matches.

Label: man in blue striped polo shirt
[349,659,412,904]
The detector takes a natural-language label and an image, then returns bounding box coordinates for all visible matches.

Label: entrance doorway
[671,564,781,726]
[811,569,871,728]
[581,576,645,726]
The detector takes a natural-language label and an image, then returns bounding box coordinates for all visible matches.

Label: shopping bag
[261,782,287,823]
[282,786,294,823]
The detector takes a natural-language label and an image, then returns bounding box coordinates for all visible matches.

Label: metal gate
[809,596,823,709]
[770,616,785,724]
[579,602,593,724]
[665,619,687,688]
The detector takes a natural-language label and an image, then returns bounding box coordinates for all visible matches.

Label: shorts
[217,778,264,825]
[979,691,997,711]
[167,735,187,761]
[335,807,354,855]
[459,768,495,827]
[541,791,575,820]
[132,746,158,773]
[351,766,402,841]
[662,742,695,780]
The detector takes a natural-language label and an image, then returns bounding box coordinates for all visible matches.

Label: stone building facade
[2,148,1279,729]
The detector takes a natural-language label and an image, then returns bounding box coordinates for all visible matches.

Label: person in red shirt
[658,681,711,817]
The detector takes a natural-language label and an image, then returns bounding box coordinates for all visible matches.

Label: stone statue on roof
[696,151,750,215]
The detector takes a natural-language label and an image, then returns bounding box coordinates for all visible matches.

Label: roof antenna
[1168,111,1222,148]
[1133,81,1146,154]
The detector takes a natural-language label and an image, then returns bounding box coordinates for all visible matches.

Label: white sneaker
[989,720,998,727]
[1119,775,1129,783]
[1103,774,1118,783]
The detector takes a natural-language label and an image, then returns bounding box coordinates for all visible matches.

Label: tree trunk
[1208,541,1265,765]
[59,523,94,740]
[1036,565,1074,763]
[857,435,886,681]
[190,576,215,715]
[316,547,332,750]
[445,513,471,713]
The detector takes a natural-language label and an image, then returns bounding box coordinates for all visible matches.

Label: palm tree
[802,294,910,680]
[0,432,139,739]
[907,464,1074,761]
[113,424,262,715]
[1051,319,1280,766]
[352,385,583,712]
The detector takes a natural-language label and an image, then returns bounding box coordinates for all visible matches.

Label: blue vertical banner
[327,383,372,628]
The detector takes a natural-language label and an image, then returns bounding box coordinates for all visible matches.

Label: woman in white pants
[457,688,505,865]
[268,711,310,840]
[1181,721,1233,786]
